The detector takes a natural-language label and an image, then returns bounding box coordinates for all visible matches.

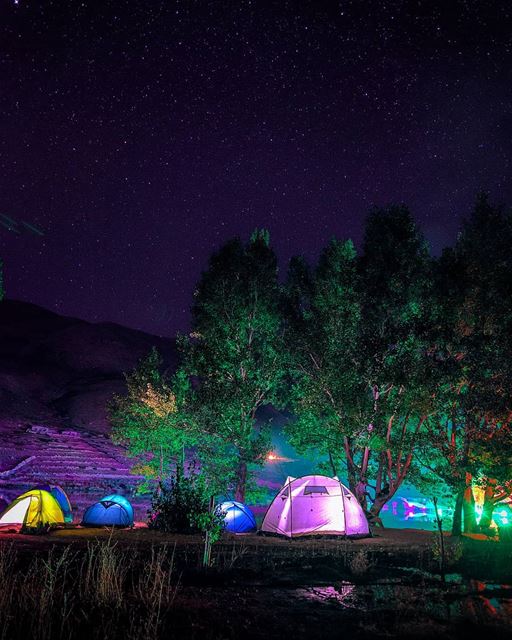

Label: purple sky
[1,1,511,336]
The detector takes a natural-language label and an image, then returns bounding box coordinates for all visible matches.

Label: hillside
[0,300,311,518]
[0,300,177,513]
[0,299,176,431]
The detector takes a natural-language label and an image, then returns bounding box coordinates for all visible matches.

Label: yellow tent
[0,489,64,529]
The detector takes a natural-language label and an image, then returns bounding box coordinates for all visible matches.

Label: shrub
[148,469,210,534]
[348,548,375,577]
[431,535,463,568]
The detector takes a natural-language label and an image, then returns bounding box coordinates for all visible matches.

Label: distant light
[265,452,294,463]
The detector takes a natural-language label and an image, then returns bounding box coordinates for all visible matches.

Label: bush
[148,470,210,534]
[348,548,375,577]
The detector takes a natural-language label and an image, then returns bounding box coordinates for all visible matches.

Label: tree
[283,239,365,485]
[109,348,196,489]
[181,229,286,502]
[356,206,436,520]
[420,194,512,534]
[284,208,435,521]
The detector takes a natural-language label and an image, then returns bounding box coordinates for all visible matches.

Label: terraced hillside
[0,299,177,520]
[0,422,148,520]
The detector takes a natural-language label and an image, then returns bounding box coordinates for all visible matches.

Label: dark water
[292,576,512,635]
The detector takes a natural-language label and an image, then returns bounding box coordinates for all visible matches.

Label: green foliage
[415,194,512,532]
[147,469,210,534]
[181,230,286,501]
[189,508,225,546]
[284,210,435,514]
[109,348,196,488]
[108,197,512,532]
[283,238,363,467]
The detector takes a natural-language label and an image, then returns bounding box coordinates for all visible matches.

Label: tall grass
[0,538,179,640]
[81,533,127,606]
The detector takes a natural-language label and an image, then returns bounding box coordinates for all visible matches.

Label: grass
[0,528,511,639]
[0,536,180,640]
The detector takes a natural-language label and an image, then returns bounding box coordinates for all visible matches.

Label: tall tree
[356,206,435,519]
[182,230,286,502]
[420,194,512,534]
[283,239,365,483]
[285,209,434,521]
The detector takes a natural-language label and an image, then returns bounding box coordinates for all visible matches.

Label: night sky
[1,1,511,337]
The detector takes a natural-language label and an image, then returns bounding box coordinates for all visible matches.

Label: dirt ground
[0,523,437,548]
[1,526,511,640]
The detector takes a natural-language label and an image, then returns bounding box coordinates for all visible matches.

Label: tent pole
[288,475,293,540]
[339,477,347,538]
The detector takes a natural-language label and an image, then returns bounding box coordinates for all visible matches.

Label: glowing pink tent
[261,474,369,538]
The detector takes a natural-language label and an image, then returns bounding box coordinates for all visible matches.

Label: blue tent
[101,494,134,521]
[36,484,73,523]
[218,501,256,534]
[81,500,133,528]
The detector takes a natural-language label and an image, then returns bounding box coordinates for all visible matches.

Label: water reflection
[294,577,512,629]
[296,582,355,606]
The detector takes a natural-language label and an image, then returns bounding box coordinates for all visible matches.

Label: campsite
[1,478,512,639]
[2,2,512,638]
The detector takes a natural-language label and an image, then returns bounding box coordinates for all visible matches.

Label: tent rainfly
[101,494,134,521]
[81,500,133,528]
[218,501,257,534]
[261,474,370,538]
[36,484,73,523]
[0,489,65,530]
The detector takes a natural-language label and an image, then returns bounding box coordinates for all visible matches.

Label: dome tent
[81,500,133,528]
[261,475,369,538]
[218,501,256,534]
[0,489,64,530]
[35,484,73,523]
[100,494,134,522]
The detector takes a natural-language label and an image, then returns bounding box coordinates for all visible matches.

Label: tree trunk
[479,483,496,531]
[234,460,247,502]
[462,480,477,533]
[343,438,358,496]
[328,450,337,477]
[369,495,389,521]
[369,484,397,521]
[452,488,464,536]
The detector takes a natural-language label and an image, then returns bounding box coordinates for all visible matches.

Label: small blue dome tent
[218,501,256,533]
[100,494,134,521]
[35,484,73,523]
[81,500,133,528]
